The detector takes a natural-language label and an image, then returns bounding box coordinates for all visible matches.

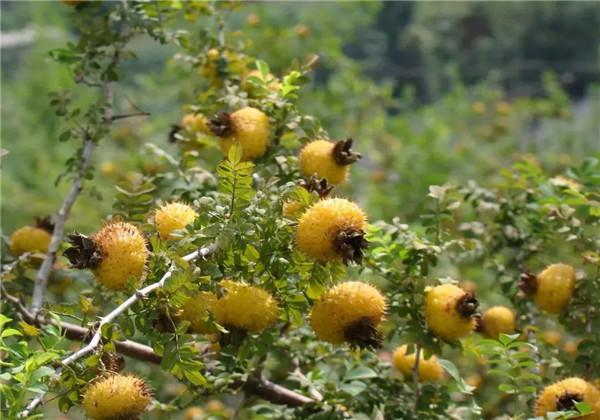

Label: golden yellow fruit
[481,306,516,339]
[100,161,117,176]
[294,23,311,37]
[424,284,478,342]
[212,280,278,332]
[465,374,483,389]
[82,374,151,420]
[310,281,386,348]
[535,263,576,313]
[296,198,367,264]
[209,107,270,161]
[180,292,217,334]
[246,13,260,26]
[154,202,198,240]
[93,222,147,290]
[184,406,205,420]
[200,48,247,87]
[535,377,600,419]
[299,139,361,185]
[392,345,444,382]
[9,226,51,256]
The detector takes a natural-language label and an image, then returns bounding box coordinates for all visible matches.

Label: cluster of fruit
[7,81,593,417]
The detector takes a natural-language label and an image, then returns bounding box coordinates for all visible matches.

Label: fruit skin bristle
[535,377,600,419]
[154,202,198,240]
[212,280,278,333]
[296,198,368,264]
[424,284,478,341]
[82,373,152,420]
[310,281,386,348]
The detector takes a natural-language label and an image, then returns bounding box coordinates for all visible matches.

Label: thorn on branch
[111,111,151,121]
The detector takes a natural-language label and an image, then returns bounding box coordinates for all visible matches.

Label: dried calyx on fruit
[535,377,600,418]
[296,198,368,265]
[299,175,334,198]
[206,107,270,161]
[64,222,148,290]
[332,138,362,165]
[310,281,386,349]
[520,264,576,313]
[425,284,479,341]
[299,139,361,185]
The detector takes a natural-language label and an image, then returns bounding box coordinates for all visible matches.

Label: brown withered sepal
[63,233,102,269]
[35,216,55,234]
[100,352,125,373]
[299,175,334,199]
[344,317,383,350]
[519,272,538,296]
[332,138,362,166]
[207,112,233,137]
[334,228,368,265]
[456,292,479,318]
[556,392,583,411]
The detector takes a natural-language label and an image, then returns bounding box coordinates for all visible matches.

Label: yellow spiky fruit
[481,306,516,339]
[9,226,51,256]
[181,113,209,135]
[299,140,349,184]
[424,284,478,342]
[180,292,217,334]
[82,374,151,420]
[212,280,278,332]
[535,377,600,419]
[535,263,576,313]
[392,345,444,382]
[154,202,198,240]
[93,222,148,290]
[184,407,205,420]
[216,107,270,161]
[310,281,386,348]
[296,198,367,264]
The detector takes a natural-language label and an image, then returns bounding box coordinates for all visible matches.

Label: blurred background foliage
[2,0,599,231]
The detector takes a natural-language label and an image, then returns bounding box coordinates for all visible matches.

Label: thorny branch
[18,244,218,418]
[30,31,128,315]
[6,244,316,415]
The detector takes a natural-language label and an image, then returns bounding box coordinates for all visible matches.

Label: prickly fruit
[296,198,367,265]
[425,284,478,341]
[310,281,386,349]
[154,202,198,240]
[209,107,270,161]
[535,377,600,419]
[9,225,52,256]
[481,306,516,339]
[212,280,278,332]
[299,139,361,185]
[82,374,151,420]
